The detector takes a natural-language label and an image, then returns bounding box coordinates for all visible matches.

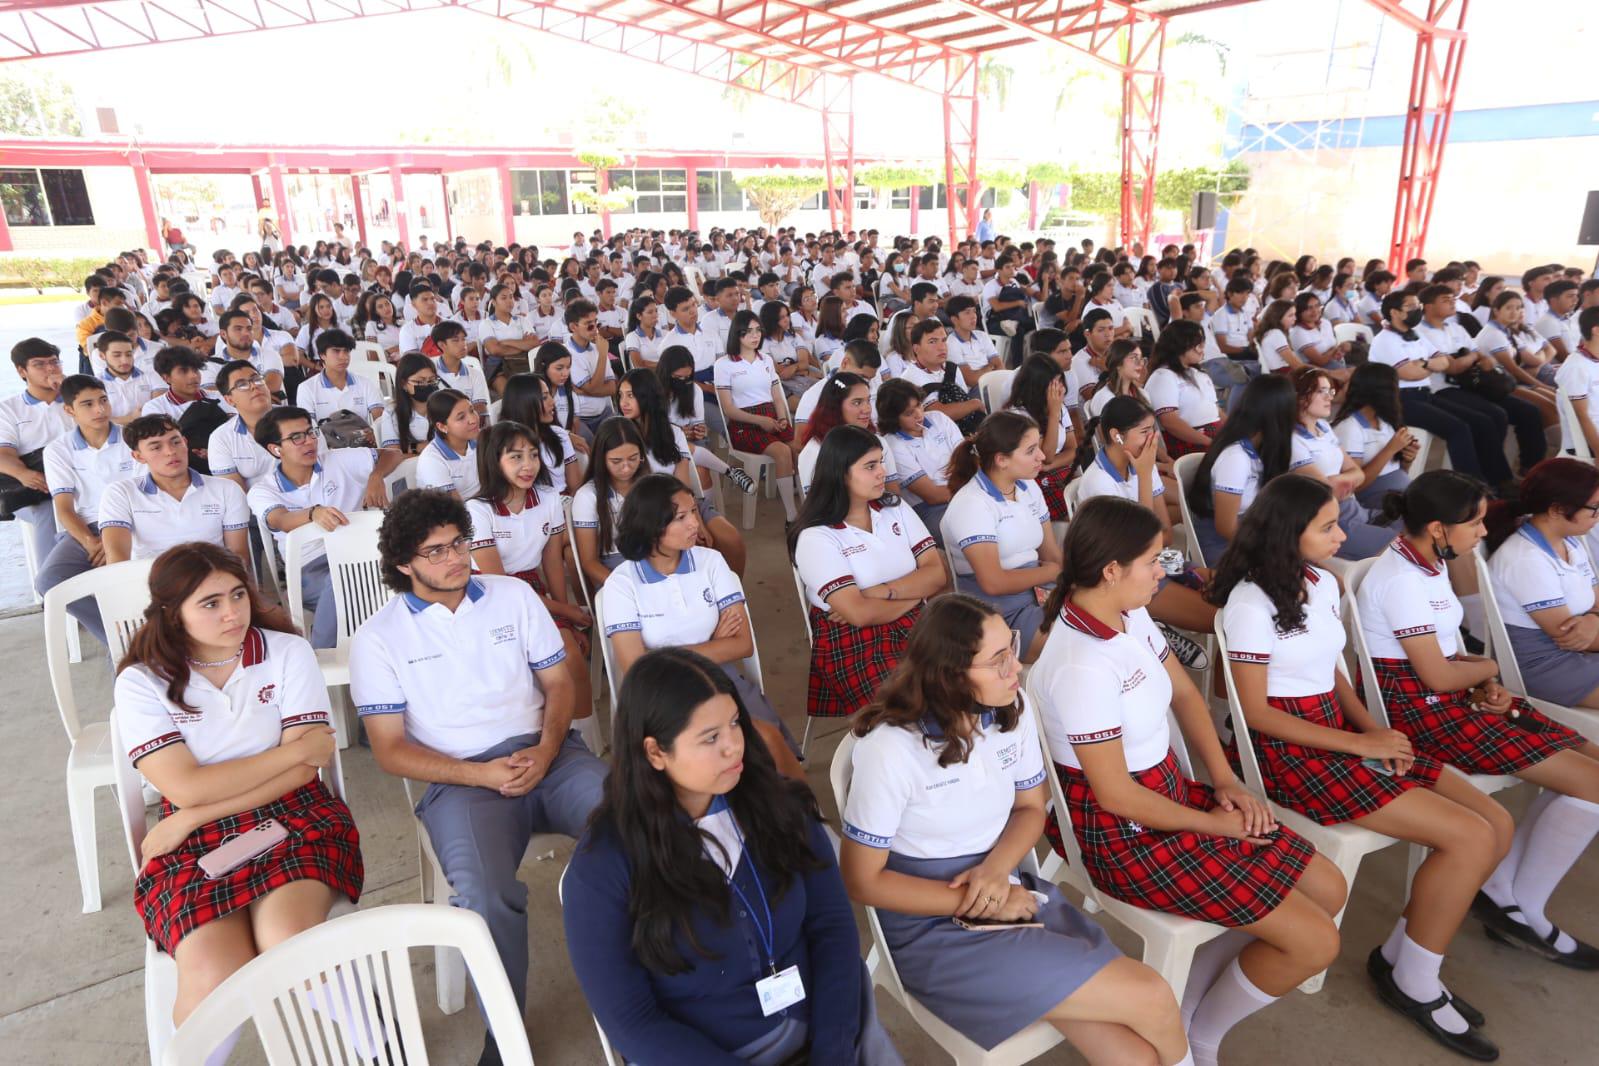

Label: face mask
[1403,309,1424,330]
[412,383,438,402]
[894,263,907,274]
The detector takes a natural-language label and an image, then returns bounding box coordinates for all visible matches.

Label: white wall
[7,167,148,256]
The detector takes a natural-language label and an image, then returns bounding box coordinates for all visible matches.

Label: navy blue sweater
[563,816,864,1065]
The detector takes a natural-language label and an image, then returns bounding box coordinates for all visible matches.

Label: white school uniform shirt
[887,411,963,506]
[433,357,489,408]
[1476,321,1543,366]
[0,389,69,455]
[794,498,935,609]
[570,480,624,536]
[526,309,562,341]
[797,433,897,496]
[760,333,802,370]
[1222,567,1344,697]
[295,372,384,423]
[1356,537,1463,659]
[364,321,402,352]
[1536,310,1579,353]
[1369,329,1442,391]
[478,314,530,353]
[1113,281,1147,309]
[1084,385,1149,420]
[814,333,846,370]
[98,469,250,558]
[207,413,278,488]
[1525,298,1549,323]
[948,329,998,373]
[623,327,666,367]
[1077,448,1165,506]
[1553,346,1599,410]
[1290,420,1345,477]
[1034,604,1173,772]
[1086,299,1125,332]
[333,297,360,326]
[566,339,614,420]
[43,425,136,523]
[842,699,1047,858]
[1210,438,1265,514]
[1324,295,1360,325]
[1212,305,1253,349]
[1290,320,1337,362]
[701,307,735,353]
[375,405,430,450]
[416,436,479,498]
[664,387,707,433]
[140,389,208,422]
[99,368,156,419]
[1415,318,1474,369]
[667,324,716,373]
[209,284,239,311]
[1258,328,1293,373]
[942,470,1049,577]
[600,546,746,649]
[117,627,331,768]
[350,576,567,759]
[1489,522,1598,629]
[540,425,580,481]
[466,485,566,574]
[1333,412,1400,479]
[247,449,377,558]
[714,353,780,410]
[398,319,441,354]
[1066,349,1104,404]
[1145,366,1220,427]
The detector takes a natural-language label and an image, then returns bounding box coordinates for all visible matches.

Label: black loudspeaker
[1192,190,1218,230]
[1580,191,1599,245]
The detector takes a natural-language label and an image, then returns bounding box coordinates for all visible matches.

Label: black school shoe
[1366,946,1485,1028]
[1481,916,1599,971]
[1367,948,1499,1061]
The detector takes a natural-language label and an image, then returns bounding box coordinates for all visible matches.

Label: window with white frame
[0,168,94,226]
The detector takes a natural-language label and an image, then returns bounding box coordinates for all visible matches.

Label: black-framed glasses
[226,376,266,393]
[281,429,318,446]
[1579,502,1599,518]
[414,535,471,564]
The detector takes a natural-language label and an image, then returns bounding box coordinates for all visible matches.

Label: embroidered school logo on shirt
[891,522,901,536]
[1121,669,1146,692]
[489,624,516,645]
[702,588,714,603]
[202,503,222,516]
[256,684,276,705]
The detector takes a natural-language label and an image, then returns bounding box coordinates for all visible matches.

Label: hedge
[0,256,109,293]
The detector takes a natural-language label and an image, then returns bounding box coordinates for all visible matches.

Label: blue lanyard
[724,819,779,975]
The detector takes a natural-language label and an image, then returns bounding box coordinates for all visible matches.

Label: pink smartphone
[198,819,288,880]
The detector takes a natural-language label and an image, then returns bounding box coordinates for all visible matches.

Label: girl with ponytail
[1003,354,1077,521]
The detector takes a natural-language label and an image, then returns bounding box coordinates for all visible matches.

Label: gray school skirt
[729,960,904,1066]
[1505,624,1599,707]
[955,574,1050,653]
[1193,515,1227,568]
[876,851,1120,1051]
[1334,495,1399,560]
[720,662,801,757]
[913,502,948,548]
[1355,469,1411,511]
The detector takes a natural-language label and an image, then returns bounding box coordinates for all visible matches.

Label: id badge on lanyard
[727,821,807,1017]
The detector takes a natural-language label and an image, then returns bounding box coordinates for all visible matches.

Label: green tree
[734,171,827,230]
[0,70,83,137]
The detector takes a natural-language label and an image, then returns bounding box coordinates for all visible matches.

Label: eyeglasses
[281,429,318,446]
[977,630,1023,679]
[1579,502,1599,518]
[27,358,62,370]
[1313,387,1337,397]
[413,535,471,564]
[226,376,266,393]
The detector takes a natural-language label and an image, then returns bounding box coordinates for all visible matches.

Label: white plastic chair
[462,355,492,410]
[563,495,607,704]
[557,866,625,1066]
[306,512,394,749]
[1061,475,1086,519]
[42,556,157,913]
[349,356,396,401]
[1404,426,1445,475]
[1125,306,1159,341]
[724,388,793,530]
[830,732,1067,1065]
[352,339,386,364]
[1213,614,1402,993]
[1172,452,1205,566]
[978,368,1016,413]
[1557,386,1594,460]
[163,905,534,1066]
[256,510,285,602]
[20,516,84,660]
[384,454,420,498]
[1333,322,1372,347]
[108,713,351,1066]
[1022,675,1229,1001]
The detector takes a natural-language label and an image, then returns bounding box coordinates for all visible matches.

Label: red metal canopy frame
[0,0,1467,265]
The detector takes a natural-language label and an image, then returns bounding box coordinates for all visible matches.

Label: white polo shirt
[1067,349,1104,403]
[540,424,579,481]
[98,469,250,557]
[140,390,207,422]
[1536,310,1579,353]
[43,426,136,523]
[797,433,897,496]
[416,436,479,499]
[794,498,935,609]
[667,325,715,373]
[117,627,331,768]
[247,449,377,556]
[1212,306,1253,350]
[570,480,624,535]
[465,485,566,574]
[1290,320,1337,362]
[478,315,529,352]
[1489,522,1598,629]
[894,360,953,398]
[1085,299,1125,331]
[295,372,384,423]
[842,699,1047,859]
[942,470,1049,577]
[0,389,69,454]
[1370,329,1442,391]
[624,327,666,367]
[100,368,156,419]
[350,576,567,759]
[397,319,441,354]
[207,413,283,488]
[1211,439,1265,513]
[566,339,614,420]
[701,307,735,353]
[948,329,998,372]
[1290,420,1344,477]
[1033,604,1173,772]
[1077,447,1164,506]
[1258,328,1292,373]
[376,406,430,450]
[600,546,745,648]
[1222,567,1344,697]
[1554,345,1599,405]
[1145,366,1220,428]
[1476,321,1543,366]
[1333,412,1400,478]
[713,353,780,409]
[433,357,489,408]
[1356,537,1462,659]
[1415,317,1474,365]
[887,411,963,507]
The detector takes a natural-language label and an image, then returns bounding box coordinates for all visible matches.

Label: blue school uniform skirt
[954,574,1049,653]
[876,851,1120,1051]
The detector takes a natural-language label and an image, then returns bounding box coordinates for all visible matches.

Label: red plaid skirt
[135,780,363,955]
[511,567,577,632]
[1162,421,1220,459]
[728,402,795,454]
[1369,657,1583,775]
[1228,690,1443,826]
[1050,751,1314,926]
[1037,465,1074,522]
[806,604,920,718]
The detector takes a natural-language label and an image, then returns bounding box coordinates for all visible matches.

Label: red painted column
[597,167,612,241]
[0,198,12,252]
[129,151,161,252]
[268,160,293,247]
[250,173,266,212]
[909,186,920,236]
[684,165,699,234]
[440,174,454,243]
[498,163,517,246]
[1027,181,1042,232]
[389,162,409,248]
[350,174,368,248]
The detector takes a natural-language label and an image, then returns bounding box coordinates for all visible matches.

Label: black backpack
[178,399,231,475]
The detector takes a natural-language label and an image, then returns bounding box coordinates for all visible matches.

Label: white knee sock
[1390,935,1468,1034]
[202,1026,243,1066]
[1169,1051,1196,1066]
[1510,793,1599,951]
[692,445,730,475]
[1482,788,1556,908]
[776,475,798,521]
[1186,958,1277,1066]
[1180,929,1252,1028]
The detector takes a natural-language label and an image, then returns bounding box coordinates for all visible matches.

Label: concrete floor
[1,493,1595,1066]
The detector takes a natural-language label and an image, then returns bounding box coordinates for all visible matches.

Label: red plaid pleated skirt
[136,780,363,955]
[1037,466,1074,522]
[1048,751,1314,926]
[1162,421,1220,459]
[1369,657,1583,775]
[806,604,920,718]
[1230,690,1443,826]
[728,402,795,454]
[511,567,577,631]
